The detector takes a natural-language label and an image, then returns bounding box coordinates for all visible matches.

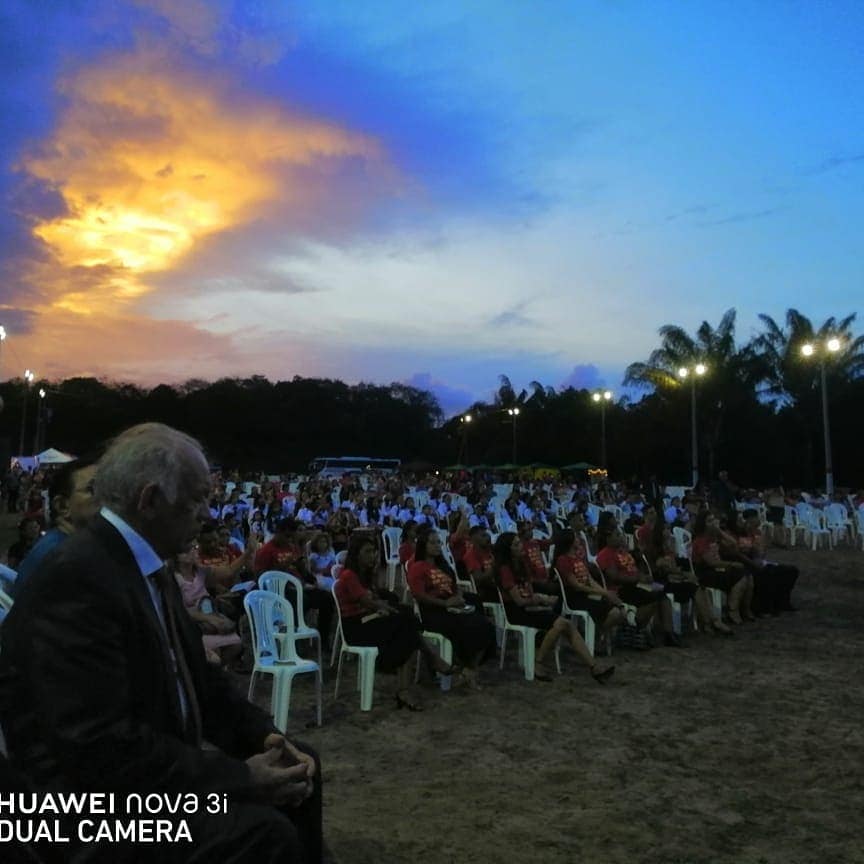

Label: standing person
[0,423,326,863]
[5,518,41,570]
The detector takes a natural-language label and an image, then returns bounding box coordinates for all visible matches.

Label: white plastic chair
[857,510,864,550]
[675,529,722,619]
[553,569,595,656]
[797,503,832,550]
[331,584,379,711]
[0,586,13,629]
[258,571,323,669]
[825,503,854,546]
[382,527,402,592]
[244,590,321,730]
[496,588,560,680]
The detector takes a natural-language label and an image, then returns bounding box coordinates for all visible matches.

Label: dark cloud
[404,372,474,417]
[488,302,533,328]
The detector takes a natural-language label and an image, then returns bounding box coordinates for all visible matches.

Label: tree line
[0,308,861,488]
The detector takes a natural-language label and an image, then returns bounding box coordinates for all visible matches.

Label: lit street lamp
[34,388,47,454]
[591,390,613,468]
[677,363,708,488]
[457,413,473,464]
[18,369,35,457]
[507,407,520,464]
[801,338,842,495]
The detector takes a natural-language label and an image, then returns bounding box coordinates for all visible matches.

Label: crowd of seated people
[4,462,845,712]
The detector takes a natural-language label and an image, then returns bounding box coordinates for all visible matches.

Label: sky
[1,0,862,414]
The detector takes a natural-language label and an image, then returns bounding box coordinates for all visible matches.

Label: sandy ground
[4,515,864,863]
[249,546,864,864]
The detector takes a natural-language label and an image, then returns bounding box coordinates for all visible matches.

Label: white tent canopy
[35,448,76,465]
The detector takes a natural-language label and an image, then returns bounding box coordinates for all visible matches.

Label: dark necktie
[153,566,203,746]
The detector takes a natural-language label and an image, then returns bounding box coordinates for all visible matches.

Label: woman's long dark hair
[343,535,377,585]
[414,530,455,578]
[552,528,576,564]
[492,532,526,586]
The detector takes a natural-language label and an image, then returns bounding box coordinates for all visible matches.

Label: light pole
[34,388,46,454]
[0,326,6,380]
[18,369,35,457]
[457,413,473,464]
[591,390,613,468]
[677,362,707,489]
[801,338,842,496]
[507,407,520,464]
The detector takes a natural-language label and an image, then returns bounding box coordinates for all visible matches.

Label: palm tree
[754,309,864,406]
[625,309,763,479]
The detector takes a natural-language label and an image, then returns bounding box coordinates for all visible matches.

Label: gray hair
[94,423,208,514]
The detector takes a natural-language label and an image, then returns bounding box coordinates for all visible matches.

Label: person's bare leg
[603,607,624,632]
[727,579,745,624]
[741,574,755,620]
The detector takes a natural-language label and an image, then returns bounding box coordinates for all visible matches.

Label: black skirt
[695,566,745,592]
[341,609,423,673]
[564,589,615,626]
[418,597,496,664]
[503,604,558,632]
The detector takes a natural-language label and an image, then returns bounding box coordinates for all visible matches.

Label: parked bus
[309,456,401,478]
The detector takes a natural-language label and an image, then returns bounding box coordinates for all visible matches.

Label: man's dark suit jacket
[0,515,277,796]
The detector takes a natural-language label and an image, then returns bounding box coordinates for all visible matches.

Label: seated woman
[734,509,798,614]
[308,531,338,592]
[595,527,682,647]
[642,517,731,635]
[407,531,496,689]
[334,535,454,710]
[518,521,558,594]
[494,533,614,683]
[173,548,243,668]
[399,520,418,567]
[691,510,750,625]
[464,527,496,602]
[553,527,625,637]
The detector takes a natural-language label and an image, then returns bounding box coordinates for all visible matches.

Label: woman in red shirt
[334,535,453,710]
[691,510,749,625]
[494,533,614,683]
[595,527,681,647]
[407,531,495,689]
[553,529,625,635]
[398,520,418,566]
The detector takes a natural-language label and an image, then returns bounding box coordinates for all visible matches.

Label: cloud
[560,364,603,390]
[695,206,785,227]
[403,372,475,416]
[488,301,534,328]
[800,153,864,176]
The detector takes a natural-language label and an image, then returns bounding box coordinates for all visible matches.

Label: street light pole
[678,363,707,489]
[802,339,840,496]
[507,408,520,463]
[591,390,613,468]
[18,369,35,457]
[34,388,46,455]
[458,413,472,465]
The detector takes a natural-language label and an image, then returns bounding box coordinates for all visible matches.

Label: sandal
[396,692,424,712]
[590,664,615,684]
[533,663,553,682]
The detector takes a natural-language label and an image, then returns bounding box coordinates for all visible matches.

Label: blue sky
[1,0,862,413]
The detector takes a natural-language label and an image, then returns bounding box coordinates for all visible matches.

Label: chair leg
[359,655,375,711]
[272,673,288,734]
[584,616,595,657]
[329,623,342,668]
[523,632,535,681]
[334,650,345,700]
[315,667,322,728]
[248,671,257,702]
[499,630,507,670]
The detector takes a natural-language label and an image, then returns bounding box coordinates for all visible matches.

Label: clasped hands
[246,734,316,807]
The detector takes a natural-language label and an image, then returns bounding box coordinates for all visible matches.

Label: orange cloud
[19,48,388,318]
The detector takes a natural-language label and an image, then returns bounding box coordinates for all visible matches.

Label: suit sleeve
[18,560,259,796]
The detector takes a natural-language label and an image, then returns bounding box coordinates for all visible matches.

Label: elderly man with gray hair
[0,423,326,863]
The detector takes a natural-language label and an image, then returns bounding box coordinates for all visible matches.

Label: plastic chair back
[244,590,298,666]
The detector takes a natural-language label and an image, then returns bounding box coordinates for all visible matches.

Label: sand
[254,547,864,864]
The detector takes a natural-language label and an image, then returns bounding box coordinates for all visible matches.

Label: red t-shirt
[521,538,550,581]
[398,541,415,566]
[334,567,370,619]
[636,524,652,548]
[254,540,303,577]
[691,536,717,565]
[595,547,639,592]
[498,564,534,603]
[449,534,470,563]
[464,545,493,575]
[555,553,591,587]
[407,560,455,599]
